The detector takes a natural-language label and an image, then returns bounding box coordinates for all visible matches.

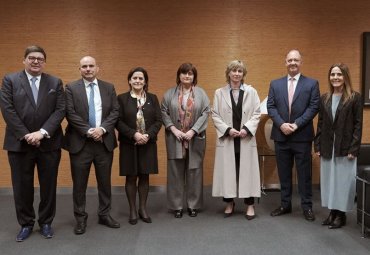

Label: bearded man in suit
[0,45,65,241]
[64,56,120,235]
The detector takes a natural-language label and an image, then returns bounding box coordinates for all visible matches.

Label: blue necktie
[30,77,38,103]
[88,83,96,128]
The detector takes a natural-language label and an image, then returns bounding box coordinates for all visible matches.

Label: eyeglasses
[27,56,45,63]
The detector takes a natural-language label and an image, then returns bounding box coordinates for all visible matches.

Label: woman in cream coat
[212,60,261,220]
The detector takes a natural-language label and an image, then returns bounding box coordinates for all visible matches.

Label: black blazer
[267,75,320,142]
[64,79,119,154]
[0,70,65,152]
[116,91,162,144]
[314,92,363,158]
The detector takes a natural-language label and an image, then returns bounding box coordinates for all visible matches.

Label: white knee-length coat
[212,84,261,198]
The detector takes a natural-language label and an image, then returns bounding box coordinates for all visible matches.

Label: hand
[239,129,248,138]
[228,128,240,138]
[24,131,44,146]
[170,126,185,141]
[347,154,355,160]
[183,130,195,141]
[280,123,295,135]
[134,132,149,145]
[89,127,104,141]
[315,152,321,157]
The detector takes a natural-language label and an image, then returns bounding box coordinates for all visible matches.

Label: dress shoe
[98,215,120,228]
[224,202,235,218]
[322,210,336,226]
[16,226,33,242]
[303,209,315,221]
[128,218,138,225]
[138,211,152,223]
[328,212,346,229]
[74,221,87,235]
[40,224,54,239]
[174,209,183,218]
[270,206,292,217]
[188,208,198,217]
[245,214,256,220]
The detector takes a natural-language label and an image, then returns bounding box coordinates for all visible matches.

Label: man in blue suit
[267,49,320,221]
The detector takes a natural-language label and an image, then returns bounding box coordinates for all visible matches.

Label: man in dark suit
[0,45,65,241]
[64,56,120,235]
[267,49,320,221]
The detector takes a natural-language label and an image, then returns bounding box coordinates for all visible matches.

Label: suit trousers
[70,139,113,222]
[167,151,203,210]
[8,149,61,227]
[275,141,313,210]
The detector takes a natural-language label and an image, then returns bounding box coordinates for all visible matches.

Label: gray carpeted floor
[0,186,369,255]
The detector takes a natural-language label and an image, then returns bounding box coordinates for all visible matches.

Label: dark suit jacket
[0,70,65,152]
[314,92,363,158]
[116,91,162,144]
[267,74,320,142]
[64,79,119,154]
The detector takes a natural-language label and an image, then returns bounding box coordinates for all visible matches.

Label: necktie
[288,77,295,114]
[30,77,38,103]
[88,83,96,128]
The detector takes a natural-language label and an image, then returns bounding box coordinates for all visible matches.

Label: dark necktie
[88,83,96,128]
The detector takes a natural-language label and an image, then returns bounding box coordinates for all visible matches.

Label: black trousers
[274,141,313,210]
[8,149,61,227]
[70,140,114,222]
[223,152,255,205]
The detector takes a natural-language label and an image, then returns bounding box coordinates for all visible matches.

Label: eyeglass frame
[27,56,46,63]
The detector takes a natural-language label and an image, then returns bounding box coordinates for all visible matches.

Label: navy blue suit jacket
[267,74,320,142]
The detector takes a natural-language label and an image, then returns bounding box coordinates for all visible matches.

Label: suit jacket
[161,85,210,169]
[314,92,363,158]
[0,70,65,152]
[267,74,320,142]
[116,91,162,144]
[64,79,119,154]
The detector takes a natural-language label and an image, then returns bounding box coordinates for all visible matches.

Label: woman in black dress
[116,67,162,225]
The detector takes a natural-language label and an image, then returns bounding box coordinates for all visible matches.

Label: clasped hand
[24,131,44,147]
[171,126,195,141]
[280,123,298,135]
[134,132,149,145]
[228,128,248,138]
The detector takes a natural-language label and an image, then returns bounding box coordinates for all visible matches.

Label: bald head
[79,56,99,82]
[285,50,302,77]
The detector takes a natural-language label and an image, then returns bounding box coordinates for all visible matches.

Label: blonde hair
[225,60,247,84]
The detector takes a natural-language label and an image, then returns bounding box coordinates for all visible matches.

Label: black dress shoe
[128,218,138,225]
[138,211,152,223]
[328,212,346,229]
[74,221,87,235]
[174,209,183,218]
[303,209,315,221]
[40,224,54,239]
[98,215,120,228]
[224,202,235,218]
[322,210,336,226]
[16,226,33,242]
[245,214,256,220]
[188,208,198,217]
[270,206,292,217]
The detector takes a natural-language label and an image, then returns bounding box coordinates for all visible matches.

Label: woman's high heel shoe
[138,211,152,223]
[328,212,346,229]
[224,202,235,218]
[322,210,336,226]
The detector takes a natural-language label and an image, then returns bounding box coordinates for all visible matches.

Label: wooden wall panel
[0,0,369,187]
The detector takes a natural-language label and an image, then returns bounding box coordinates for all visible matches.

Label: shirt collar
[24,70,41,81]
[288,73,301,81]
[83,78,98,88]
